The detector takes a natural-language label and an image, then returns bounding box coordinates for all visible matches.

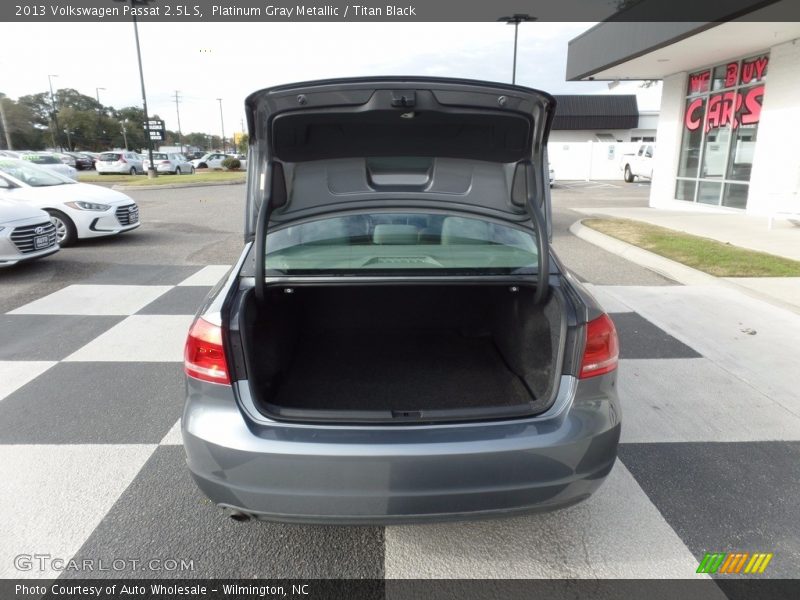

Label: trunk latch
[392,409,423,419]
[391,91,416,108]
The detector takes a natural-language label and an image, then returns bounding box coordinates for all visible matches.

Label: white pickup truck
[620,143,655,183]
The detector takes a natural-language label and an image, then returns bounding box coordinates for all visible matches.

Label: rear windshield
[263,212,538,276]
[151,153,168,160]
[99,153,121,161]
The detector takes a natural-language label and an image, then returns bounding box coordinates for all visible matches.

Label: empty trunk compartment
[237,284,567,423]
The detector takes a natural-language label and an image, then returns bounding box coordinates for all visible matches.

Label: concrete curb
[111,179,245,192]
[570,219,800,316]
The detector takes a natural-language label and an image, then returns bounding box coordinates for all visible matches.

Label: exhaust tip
[229,511,252,522]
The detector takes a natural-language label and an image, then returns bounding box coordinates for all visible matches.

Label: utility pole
[95,87,105,150]
[216,98,225,153]
[47,74,60,150]
[121,121,129,150]
[0,95,12,150]
[173,90,184,154]
[498,14,535,85]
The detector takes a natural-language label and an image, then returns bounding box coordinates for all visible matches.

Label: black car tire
[47,209,78,247]
[198,163,207,169]
[624,165,635,183]
[129,167,137,176]
[176,167,182,175]
[190,166,195,174]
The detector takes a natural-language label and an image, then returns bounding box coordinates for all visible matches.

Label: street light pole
[118,0,157,176]
[498,14,535,85]
[0,95,12,150]
[47,74,60,150]
[216,98,226,154]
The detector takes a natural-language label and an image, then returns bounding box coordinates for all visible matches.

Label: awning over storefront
[566,0,800,81]
[551,95,639,130]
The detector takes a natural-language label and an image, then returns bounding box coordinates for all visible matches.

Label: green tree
[0,93,46,150]
[237,132,249,154]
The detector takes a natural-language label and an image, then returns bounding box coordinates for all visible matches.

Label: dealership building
[567,10,800,215]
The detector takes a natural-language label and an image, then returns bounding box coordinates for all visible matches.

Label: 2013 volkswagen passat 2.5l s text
[182,78,621,524]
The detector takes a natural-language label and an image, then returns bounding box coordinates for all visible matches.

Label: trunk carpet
[272,329,534,411]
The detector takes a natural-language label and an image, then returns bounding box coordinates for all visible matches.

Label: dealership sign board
[684,56,768,133]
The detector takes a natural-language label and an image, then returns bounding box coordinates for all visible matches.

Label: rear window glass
[151,153,168,160]
[99,153,121,161]
[263,212,538,276]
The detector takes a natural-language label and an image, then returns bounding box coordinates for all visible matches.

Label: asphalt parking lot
[1,181,798,581]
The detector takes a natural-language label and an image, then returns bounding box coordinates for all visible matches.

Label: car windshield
[0,158,75,186]
[264,212,538,276]
[22,154,61,165]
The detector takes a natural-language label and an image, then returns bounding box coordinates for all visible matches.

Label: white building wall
[548,141,640,180]
[549,130,634,143]
[650,72,687,209]
[747,37,800,215]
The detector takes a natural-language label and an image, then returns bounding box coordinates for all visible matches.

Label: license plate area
[34,235,50,249]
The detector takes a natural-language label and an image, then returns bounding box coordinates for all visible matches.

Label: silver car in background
[143,152,195,175]
[15,152,78,180]
[182,78,621,524]
[0,197,59,266]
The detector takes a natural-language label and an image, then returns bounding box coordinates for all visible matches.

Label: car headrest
[298,218,349,244]
[373,224,420,245]
[440,217,490,245]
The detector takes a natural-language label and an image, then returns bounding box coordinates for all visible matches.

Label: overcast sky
[0,22,661,136]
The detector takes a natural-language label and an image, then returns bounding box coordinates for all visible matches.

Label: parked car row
[0,157,140,267]
[0,150,78,180]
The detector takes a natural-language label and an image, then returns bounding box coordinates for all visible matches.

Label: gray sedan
[182,77,621,524]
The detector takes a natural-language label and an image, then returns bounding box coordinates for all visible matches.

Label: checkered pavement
[1,266,798,580]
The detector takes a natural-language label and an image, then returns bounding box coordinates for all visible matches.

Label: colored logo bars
[697,552,773,574]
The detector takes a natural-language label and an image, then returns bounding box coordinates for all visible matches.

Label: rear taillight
[119,156,127,163]
[579,314,619,379]
[184,317,230,384]
[160,160,171,165]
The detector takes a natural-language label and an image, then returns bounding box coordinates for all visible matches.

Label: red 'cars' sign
[685,56,768,132]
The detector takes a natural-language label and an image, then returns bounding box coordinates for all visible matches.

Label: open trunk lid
[244,77,556,301]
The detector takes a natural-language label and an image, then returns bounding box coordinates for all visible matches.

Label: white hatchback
[0,197,59,266]
[96,151,145,175]
[0,158,140,246]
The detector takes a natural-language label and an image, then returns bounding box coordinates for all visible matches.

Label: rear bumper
[182,374,621,524]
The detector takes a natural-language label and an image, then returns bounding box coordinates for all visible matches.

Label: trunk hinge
[254,162,287,305]
[521,161,550,305]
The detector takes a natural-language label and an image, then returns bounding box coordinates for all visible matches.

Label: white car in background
[143,152,195,175]
[15,152,78,180]
[190,152,229,169]
[96,150,145,175]
[0,197,59,266]
[0,158,140,246]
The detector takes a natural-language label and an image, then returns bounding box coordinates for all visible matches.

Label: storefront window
[722,183,749,209]
[675,54,768,209]
[675,179,696,201]
[697,181,722,205]
[678,98,705,177]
